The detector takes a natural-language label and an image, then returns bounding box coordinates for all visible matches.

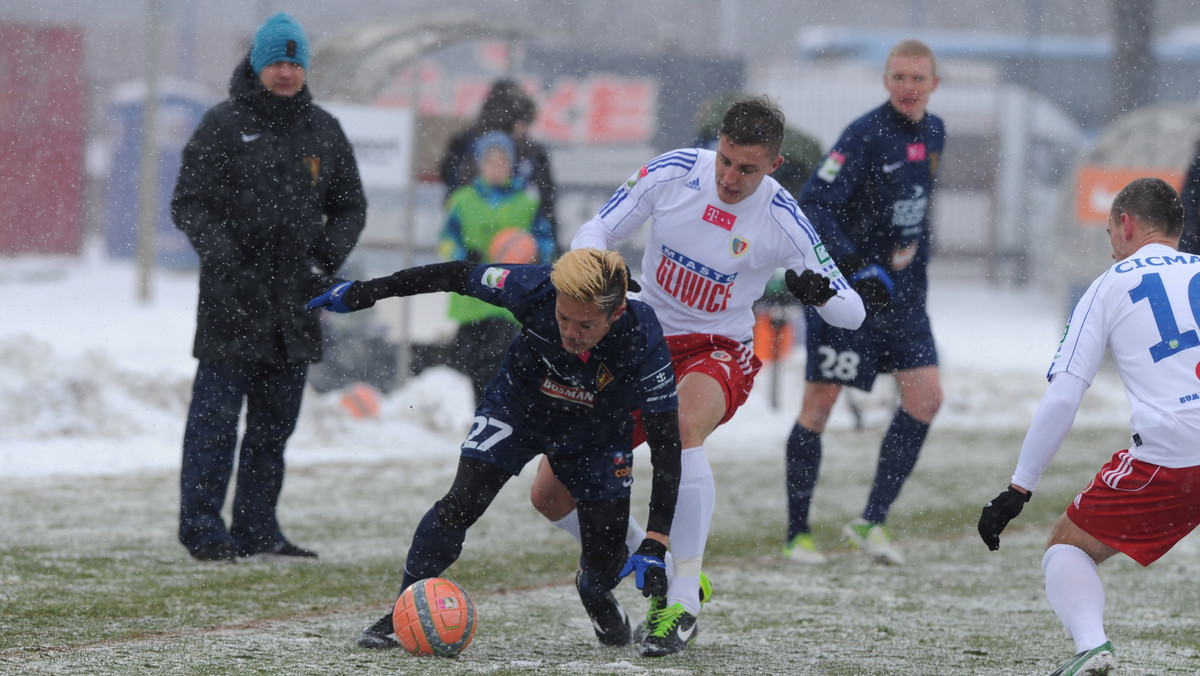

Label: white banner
[323,103,414,189]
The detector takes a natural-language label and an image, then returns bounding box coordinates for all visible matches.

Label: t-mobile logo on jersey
[654,245,737,313]
[702,204,736,231]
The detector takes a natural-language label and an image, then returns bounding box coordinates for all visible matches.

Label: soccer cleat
[640,602,698,657]
[355,611,400,650]
[239,540,319,560]
[635,572,712,644]
[190,541,235,563]
[783,532,827,564]
[843,519,904,565]
[632,595,667,644]
[576,571,631,646]
[1048,641,1116,676]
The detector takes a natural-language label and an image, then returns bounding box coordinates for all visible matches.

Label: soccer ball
[488,227,538,264]
[392,577,477,657]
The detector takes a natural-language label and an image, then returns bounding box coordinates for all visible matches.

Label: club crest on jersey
[730,236,749,257]
[703,204,736,231]
[482,266,510,288]
[596,363,614,391]
[710,350,732,362]
[539,377,596,407]
[817,151,845,183]
[907,143,926,162]
[612,450,628,465]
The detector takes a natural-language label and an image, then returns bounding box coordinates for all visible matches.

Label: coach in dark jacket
[172,12,366,562]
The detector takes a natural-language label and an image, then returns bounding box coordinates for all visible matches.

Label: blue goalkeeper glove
[848,263,895,308]
[619,538,668,597]
[307,281,369,313]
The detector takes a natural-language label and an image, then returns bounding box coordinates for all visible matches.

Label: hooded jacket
[172,55,366,364]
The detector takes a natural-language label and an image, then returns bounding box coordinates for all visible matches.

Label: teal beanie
[250,13,309,74]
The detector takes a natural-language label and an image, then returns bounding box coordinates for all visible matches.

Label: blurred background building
[4,0,1200,382]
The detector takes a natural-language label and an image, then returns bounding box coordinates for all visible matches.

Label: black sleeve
[347,261,473,309]
[1181,144,1200,255]
[641,408,682,536]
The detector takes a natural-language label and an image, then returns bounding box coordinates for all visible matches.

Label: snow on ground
[0,245,1130,479]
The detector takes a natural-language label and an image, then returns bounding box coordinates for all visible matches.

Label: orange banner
[1075,166,1184,226]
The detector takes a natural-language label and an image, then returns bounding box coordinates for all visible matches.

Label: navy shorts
[464,394,636,503]
[804,302,938,391]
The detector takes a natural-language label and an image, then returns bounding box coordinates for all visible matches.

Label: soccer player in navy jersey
[783,39,945,566]
[309,248,683,650]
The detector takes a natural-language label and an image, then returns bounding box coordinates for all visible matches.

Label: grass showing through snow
[2,426,1198,675]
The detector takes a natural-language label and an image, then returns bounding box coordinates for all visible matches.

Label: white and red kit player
[979,177,1200,674]
[530,97,864,657]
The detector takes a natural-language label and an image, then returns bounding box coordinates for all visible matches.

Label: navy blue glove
[785,268,837,305]
[307,281,371,313]
[848,264,895,308]
[978,486,1032,551]
[619,539,668,597]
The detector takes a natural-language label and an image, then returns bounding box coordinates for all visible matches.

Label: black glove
[848,264,895,309]
[785,268,837,305]
[978,486,1032,551]
[627,276,642,293]
[618,539,668,597]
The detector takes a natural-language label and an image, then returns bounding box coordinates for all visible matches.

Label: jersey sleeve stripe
[771,191,822,247]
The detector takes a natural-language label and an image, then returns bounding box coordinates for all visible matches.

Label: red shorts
[1066,449,1200,566]
[632,333,762,447]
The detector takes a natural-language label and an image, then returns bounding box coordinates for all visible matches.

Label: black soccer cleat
[640,602,698,657]
[190,541,235,563]
[239,539,318,560]
[356,611,400,650]
[575,571,631,646]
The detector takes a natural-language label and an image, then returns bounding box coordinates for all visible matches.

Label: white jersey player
[979,177,1200,675]
[530,96,864,657]
[574,148,864,339]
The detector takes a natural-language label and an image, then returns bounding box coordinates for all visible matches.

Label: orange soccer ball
[488,227,538,264]
[392,577,477,657]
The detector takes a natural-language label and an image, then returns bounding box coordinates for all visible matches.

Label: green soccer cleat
[1048,641,1116,676]
[640,602,698,657]
[698,571,713,605]
[843,519,904,565]
[634,572,712,644]
[783,532,827,564]
[632,595,666,644]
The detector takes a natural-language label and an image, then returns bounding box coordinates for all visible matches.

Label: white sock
[666,446,714,614]
[1043,543,1108,652]
[550,509,582,542]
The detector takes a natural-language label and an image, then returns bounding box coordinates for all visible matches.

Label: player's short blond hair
[887,39,938,77]
[550,248,629,316]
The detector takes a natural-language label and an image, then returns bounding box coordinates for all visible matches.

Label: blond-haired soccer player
[310,248,683,650]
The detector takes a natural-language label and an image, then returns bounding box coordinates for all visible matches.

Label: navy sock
[785,423,823,541]
[863,409,929,524]
[400,504,466,592]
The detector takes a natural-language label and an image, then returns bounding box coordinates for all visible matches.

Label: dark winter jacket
[172,55,366,364]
